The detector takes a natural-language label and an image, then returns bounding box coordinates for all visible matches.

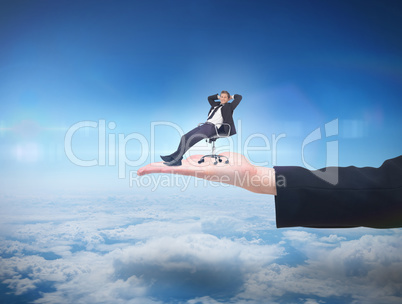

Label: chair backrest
[214,123,231,137]
[209,123,231,143]
[198,122,231,144]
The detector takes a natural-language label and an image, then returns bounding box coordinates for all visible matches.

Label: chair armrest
[214,123,231,137]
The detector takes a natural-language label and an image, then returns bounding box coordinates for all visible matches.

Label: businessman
[161,91,242,166]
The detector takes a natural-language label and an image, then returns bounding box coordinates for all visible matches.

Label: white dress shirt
[206,104,224,125]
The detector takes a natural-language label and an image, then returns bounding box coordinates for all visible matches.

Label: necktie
[207,104,222,120]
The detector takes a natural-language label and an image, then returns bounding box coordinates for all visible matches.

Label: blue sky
[0,1,402,303]
[1,0,402,193]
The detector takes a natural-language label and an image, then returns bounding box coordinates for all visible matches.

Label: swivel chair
[197,123,231,165]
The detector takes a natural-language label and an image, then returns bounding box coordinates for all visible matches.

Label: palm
[137,152,276,195]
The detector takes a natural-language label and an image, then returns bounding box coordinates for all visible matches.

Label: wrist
[254,166,277,195]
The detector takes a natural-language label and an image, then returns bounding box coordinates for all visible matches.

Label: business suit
[207,94,242,136]
[167,94,242,162]
[274,155,402,229]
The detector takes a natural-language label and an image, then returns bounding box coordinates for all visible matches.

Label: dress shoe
[160,155,174,162]
[163,158,182,166]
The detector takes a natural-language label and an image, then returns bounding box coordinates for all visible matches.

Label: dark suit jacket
[274,155,402,229]
[207,94,242,136]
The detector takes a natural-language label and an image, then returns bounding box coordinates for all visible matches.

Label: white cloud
[236,232,402,303]
[303,299,323,304]
[3,277,40,295]
[113,234,284,301]
[0,234,283,303]
[186,296,224,304]
[0,195,401,304]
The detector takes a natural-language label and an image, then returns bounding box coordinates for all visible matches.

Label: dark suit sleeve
[208,94,220,107]
[273,155,402,229]
[231,94,242,110]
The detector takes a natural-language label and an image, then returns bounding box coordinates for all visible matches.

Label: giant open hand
[137,152,277,195]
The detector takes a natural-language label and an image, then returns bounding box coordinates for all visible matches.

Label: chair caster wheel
[225,160,229,164]
[214,161,218,165]
[198,159,204,164]
[218,158,222,162]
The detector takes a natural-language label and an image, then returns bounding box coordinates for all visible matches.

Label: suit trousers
[169,123,217,160]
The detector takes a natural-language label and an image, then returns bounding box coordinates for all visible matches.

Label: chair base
[197,122,231,165]
[198,154,229,165]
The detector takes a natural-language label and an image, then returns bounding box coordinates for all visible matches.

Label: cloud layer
[0,193,401,304]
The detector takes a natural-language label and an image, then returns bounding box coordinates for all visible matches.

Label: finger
[137,162,165,176]
[137,152,248,176]
[139,165,188,176]
[137,155,208,176]
[138,164,204,177]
